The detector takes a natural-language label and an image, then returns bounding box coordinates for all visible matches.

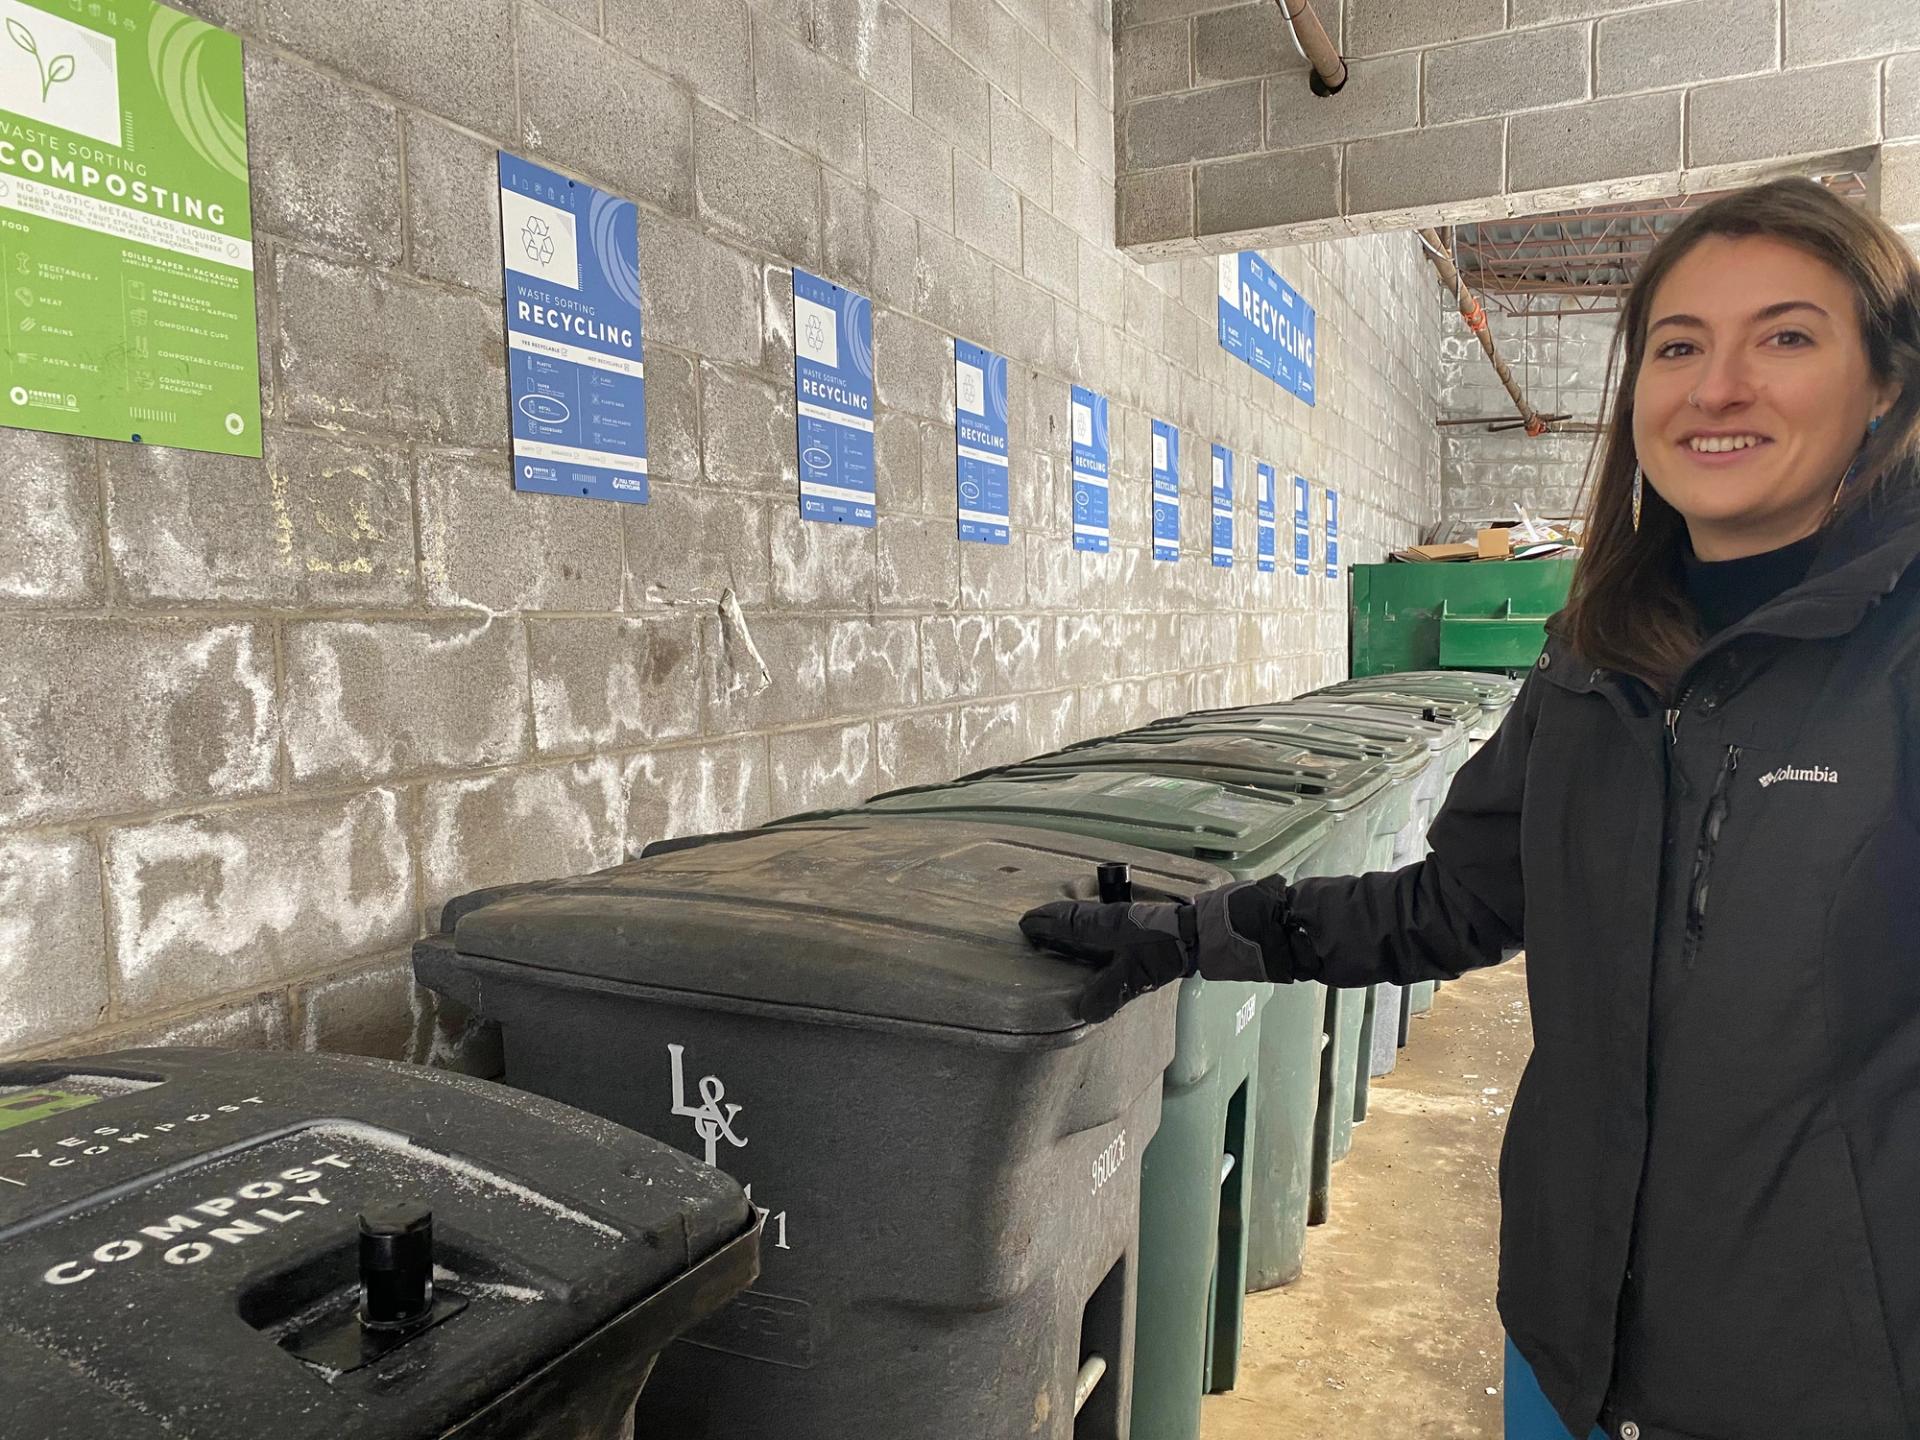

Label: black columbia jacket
[1276,491,1920,1439]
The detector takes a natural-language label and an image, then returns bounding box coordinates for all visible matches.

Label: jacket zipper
[1680,744,1741,968]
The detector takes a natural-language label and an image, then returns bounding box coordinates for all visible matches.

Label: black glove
[1020,880,1279,1022]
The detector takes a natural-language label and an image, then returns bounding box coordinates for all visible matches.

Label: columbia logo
[1758,765,1838,788]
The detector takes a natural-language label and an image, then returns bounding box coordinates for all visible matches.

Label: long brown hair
[1561,178,1920,691]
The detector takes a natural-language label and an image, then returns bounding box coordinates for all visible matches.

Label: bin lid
[819,769,1332,877]
[1170,701,1465,757]
[421,820,1232,1037]
[1002,734,1394,812]
[1129,716,1427,778]
[1290,688,1482,729]
[0,1048,756,1440]
[1311,675,1508,713]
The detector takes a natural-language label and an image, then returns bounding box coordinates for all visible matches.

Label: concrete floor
[1203,961,1534,1439]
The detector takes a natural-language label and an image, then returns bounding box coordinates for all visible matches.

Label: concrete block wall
[1118,0,1920,254]
[0,0,1445,1064]
[1439,310,1614,525]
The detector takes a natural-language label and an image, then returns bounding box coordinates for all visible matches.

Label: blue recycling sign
[498,152,648,505]
[1211,444,1234,569]
[1218,252,1316,406]
[1326,487,1340,579]
[954,339,1010,545]
[1070,384,1110,554]
[1151,418,1180,563]
[1293,474,1311,577]
[793,269,876,526]
[1257,462,1277,573]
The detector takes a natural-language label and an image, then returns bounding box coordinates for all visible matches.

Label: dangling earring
[1631,466,1644,532]
[1869,414,1884,435]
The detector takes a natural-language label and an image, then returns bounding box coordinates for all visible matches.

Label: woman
[1021,177,1920,1440]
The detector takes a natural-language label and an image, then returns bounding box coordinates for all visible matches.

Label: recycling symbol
[521,216,556,267]
[805,314,826,354]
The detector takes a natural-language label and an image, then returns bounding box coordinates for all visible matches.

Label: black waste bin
[415,818,1231,1440]
[0,1047,759,1440]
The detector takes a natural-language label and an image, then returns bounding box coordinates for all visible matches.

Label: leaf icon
[7,18,37,56]
[45,54,71,84]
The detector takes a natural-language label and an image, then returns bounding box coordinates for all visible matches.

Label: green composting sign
[0,0,258,455]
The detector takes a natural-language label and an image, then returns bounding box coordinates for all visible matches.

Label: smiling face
[1632,234,1899,560]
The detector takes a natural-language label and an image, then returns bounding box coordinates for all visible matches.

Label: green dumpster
[778,768,1329,1440]
[1347,556,1575,679]
[985,735,1395,1250]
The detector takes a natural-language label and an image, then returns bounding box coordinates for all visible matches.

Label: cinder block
[104,435,415,608]
[1023,201,1082,299]
[1193,2,1299,85]
[991,88,1057,201]
[1123,81,1264,169]
[771,506,879,608]
[957,696,1028,770]
[627,736,773,847]
[878,513,962,608]
[245,50,401,263]
[915,25,993,160]
[994,266,1061,367]
[869,194,921,312]
[529,613,703,754]
[1687,60,1879,166]
[533,0,602,26]
[605,0,753,116]
[625,484,772,607]
[898,0,953,37]
[1345,118,1504,214]
[770,721,876,814]
[1118,165,1194,248]
[274,251,505,446]
[826,616,922,714]
[955,155,1024,269]
[404,116,504,293]
[868,95,957,226]
[0,833,106,1056]
[257,0,515,137]
[420,758,629,923]
[954,0,1024,93]
[518,7,695,216]
[418,449,623,612]
[86,992,292,1056]
[1425,25,1589,125]
[877,707,960,790]
[909,224,994,334]
[1595,0,1778,97]
[639,209,763,366]
[1266,54,1417,151]
[878,412,928,512]
[823,172,876,289]
[1052,147,1114,246]
[1784,0,1920,66]
[875,308,957,419]
[702,362,798,496]
[1076,80,1118,179]
[695,102,823,266]
[1874,142,1920,231]
[1120,17,1190,101]
[1049,0,1112,101]
[1021,42,1078,143]
[642,345,702,487]
[815,0,915,110]
[0,429,101,606]
[1510,0,1667,22]
[0,618,277,827]
[920,613,994,701]
[753,18,868,176]
[283,617,527,786]
[1196,145,1342,233]
[106,789,415,1014]
[1345,0,1503,56]
[1887,52,1920,139]
[702,612,831,731]
[1509,90,1682,191]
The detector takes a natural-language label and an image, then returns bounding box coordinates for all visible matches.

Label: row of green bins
[1135,709,1437,1086]
[985,733,1396,1253]
[778,768,1329,1440]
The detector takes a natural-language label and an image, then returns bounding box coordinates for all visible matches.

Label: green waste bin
[986,734,1394,1250]
[1112,717,1424,1111]
[778,768,1330,1440]
[1308,673,1513,746]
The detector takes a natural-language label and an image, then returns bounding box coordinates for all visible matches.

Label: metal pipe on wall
[1418,227,1555,438]
[1275,0,1347,95]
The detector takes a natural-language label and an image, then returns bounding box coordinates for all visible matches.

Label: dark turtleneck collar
[1681,531,1824,638]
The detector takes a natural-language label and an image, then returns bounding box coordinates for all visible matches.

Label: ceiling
[1446,173,1871,318]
